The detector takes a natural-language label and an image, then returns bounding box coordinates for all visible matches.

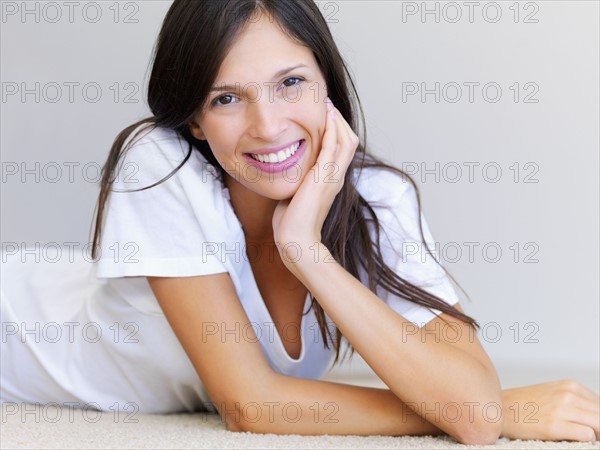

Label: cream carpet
[1,402,599,450]
[3,374,599,449]
[2,403,599,449]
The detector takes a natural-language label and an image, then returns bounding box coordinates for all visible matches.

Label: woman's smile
[245,138,302,162]
[242,139,307,174]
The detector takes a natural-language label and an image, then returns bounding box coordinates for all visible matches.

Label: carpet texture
[2,403,599,449]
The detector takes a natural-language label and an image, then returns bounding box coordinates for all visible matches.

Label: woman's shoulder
[352,159,415,208]
[120,123,193,164]
[112,123,219,189]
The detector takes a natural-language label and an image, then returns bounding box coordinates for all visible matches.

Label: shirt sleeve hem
[400,287,461,328]
[94,257,228,279]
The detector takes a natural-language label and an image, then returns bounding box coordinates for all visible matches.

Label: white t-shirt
[0,125,459,414]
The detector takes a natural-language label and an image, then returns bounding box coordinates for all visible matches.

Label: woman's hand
[501,380,599,441]
[272,98,359,260]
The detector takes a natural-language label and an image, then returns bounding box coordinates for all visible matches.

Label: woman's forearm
[226,373,570,442]
[281,241,502,443]
[226,374,444,436]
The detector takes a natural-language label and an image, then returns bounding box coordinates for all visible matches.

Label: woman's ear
[189,120,206,141]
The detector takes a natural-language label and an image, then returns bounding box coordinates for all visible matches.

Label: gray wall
[2,1,598,390]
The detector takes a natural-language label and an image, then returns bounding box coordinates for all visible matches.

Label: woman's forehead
[215,21,318,85]
[222,17,309,63]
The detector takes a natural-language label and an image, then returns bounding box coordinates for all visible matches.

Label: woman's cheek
[304,110,326,145]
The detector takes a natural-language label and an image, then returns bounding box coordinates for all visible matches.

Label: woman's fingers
[552,379,597,402]
[315,100,357,186]
[501,382,600,442]
[336,109,359,144]
[331,107,359,153]
[556,380,600,414]
[555,385,600,441]
[578,394,600,415]
[327,107,359,179]
[317,101,338,163]
[552,420,597,442]
[572,407,600,436]
[573,381,600,405]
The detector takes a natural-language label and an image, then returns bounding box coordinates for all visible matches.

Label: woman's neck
[224,173,278,243]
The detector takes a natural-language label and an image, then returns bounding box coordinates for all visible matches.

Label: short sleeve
[94,125,230,279]
[354,166,460,327]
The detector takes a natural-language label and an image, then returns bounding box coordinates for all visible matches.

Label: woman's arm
[283,241,504,445]
[271,102,502,443]
[226,376,444,436]
[148,272,443,437]
[234,374,599,442]
[148,240,597,441]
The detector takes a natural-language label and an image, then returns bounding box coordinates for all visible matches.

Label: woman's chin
[229,179,297,202]
[264,183,300,201]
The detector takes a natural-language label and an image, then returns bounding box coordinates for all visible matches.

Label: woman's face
[189,12,329,201]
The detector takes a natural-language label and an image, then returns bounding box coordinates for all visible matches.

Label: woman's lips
[246,139,302,156]
[242,139,306,174]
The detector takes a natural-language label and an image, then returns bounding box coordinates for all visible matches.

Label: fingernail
[326,97,334,111]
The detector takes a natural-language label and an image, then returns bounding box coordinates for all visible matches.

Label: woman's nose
[245,96,287,141]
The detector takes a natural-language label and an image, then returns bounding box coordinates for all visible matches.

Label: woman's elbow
[454,369,503,444]
[224,408,273,434]
[454,418,503,445]
[218,400,246,432]
[216,390,267,433]
[448,388,504,444]
[219,387,278,434]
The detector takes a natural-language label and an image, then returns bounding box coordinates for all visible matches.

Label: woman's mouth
[242,139,307,174]
[247,140,302,164]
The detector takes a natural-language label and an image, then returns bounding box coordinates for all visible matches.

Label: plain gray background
[1,1,598,390]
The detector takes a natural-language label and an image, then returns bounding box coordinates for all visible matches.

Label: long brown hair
[91,0,479,367]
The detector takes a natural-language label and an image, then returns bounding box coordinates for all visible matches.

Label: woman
[2,0,598,444]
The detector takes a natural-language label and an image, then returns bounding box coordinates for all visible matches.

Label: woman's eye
[211,77,304,107]
[282,77,303,87]
[213,94,237,106]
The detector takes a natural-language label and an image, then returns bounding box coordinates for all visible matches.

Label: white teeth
[250,140,301,164]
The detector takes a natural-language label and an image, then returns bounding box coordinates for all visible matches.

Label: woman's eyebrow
[210,64,309,92]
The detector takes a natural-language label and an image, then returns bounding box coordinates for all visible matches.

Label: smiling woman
[1,0,598,445]
[187,20,332,204]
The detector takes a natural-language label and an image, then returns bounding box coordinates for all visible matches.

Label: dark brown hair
[91,0,479,367]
